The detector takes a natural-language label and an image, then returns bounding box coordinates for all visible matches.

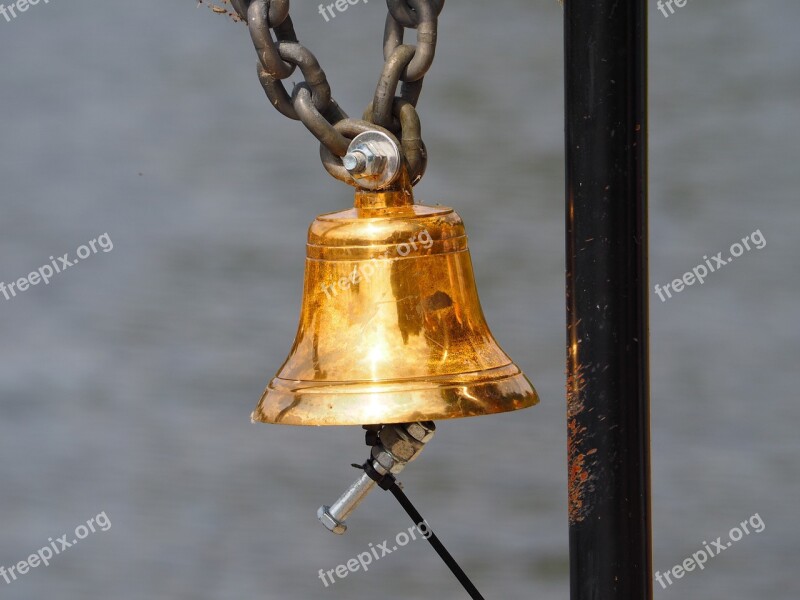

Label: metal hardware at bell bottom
[318,421,435,534]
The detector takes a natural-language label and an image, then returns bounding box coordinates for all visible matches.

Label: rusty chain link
[228,0,443,187]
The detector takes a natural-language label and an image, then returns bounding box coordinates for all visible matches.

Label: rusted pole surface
[564,0,652,598]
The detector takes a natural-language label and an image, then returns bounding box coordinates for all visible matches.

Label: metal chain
[229,0,444,187]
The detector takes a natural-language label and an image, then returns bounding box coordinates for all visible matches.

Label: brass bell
[252,176,539,426]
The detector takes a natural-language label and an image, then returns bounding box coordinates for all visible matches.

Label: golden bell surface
[252,184,539,426]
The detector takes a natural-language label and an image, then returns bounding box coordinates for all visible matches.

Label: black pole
[564,1,652,599]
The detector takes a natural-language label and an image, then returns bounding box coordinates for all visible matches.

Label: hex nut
[379,425,421,462]
[405,421,436,444]
[371,447,396,472]
[318,506,347,535]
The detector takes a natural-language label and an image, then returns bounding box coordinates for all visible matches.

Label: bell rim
[252,366,539,426]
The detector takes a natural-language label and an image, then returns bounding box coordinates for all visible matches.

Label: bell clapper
[318,421,435,535]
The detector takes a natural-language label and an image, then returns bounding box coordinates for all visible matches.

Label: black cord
[357,427,485,599]
[387,482,486,600]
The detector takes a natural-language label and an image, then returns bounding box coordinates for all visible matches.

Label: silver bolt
[317,422,434,534]
[343,151,367,174]
[342,131,401,190]
[318,467,386,535]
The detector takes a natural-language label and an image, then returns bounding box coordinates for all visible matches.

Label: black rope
[357,426,485,599]
[387,482,486,600]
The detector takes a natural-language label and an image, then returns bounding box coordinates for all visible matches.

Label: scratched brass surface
[253,186,539,425]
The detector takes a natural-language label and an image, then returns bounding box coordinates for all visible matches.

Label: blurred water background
[1,1,798,598]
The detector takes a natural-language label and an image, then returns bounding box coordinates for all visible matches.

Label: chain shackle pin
[320,120,403,187]
[342,131,403,190]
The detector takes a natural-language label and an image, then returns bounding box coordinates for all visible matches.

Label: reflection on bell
[252,182,539,426]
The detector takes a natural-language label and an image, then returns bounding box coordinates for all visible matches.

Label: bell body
[252,187,538,425]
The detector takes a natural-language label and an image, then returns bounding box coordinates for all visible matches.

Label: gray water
[1,1,798,599]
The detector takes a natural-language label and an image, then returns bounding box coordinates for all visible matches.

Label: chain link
[231,0,444,187]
